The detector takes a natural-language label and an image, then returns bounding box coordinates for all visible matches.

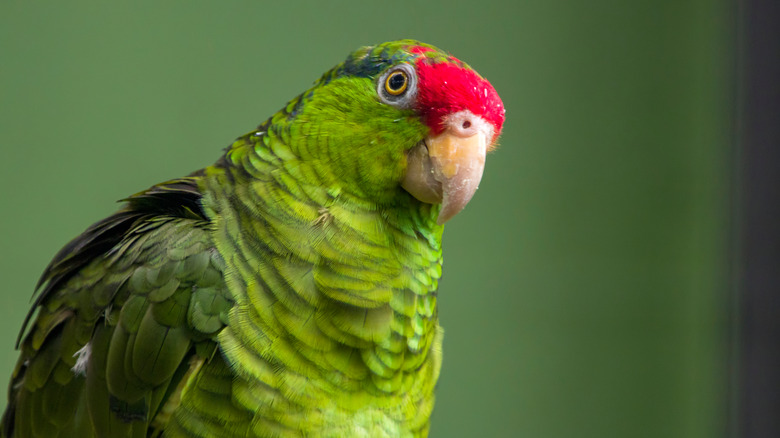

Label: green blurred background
[0,1,734,437]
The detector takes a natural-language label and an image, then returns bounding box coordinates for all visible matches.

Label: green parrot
[1,39,504,437]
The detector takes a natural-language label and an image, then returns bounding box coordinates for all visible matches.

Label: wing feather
[1,176,233,438]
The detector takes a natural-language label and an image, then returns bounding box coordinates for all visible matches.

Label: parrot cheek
[401,111,491,224]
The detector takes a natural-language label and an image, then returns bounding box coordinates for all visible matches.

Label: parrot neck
[200,127,445,404]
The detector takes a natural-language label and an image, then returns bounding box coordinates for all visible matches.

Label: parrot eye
[385,71,408,95]
[377,64,417,109]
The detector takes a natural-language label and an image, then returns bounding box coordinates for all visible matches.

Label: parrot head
[281,40,505,224]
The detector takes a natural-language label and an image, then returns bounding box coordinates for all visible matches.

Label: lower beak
[402,119,489,224]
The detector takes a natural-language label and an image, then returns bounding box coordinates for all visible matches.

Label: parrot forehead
[413,56,505,138]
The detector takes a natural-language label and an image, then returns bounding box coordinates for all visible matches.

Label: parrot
[1,39,504,437]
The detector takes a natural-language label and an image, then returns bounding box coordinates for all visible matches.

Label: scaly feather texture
[1,40,504,437]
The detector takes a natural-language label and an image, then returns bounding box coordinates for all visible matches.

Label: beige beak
[402,111,492,224]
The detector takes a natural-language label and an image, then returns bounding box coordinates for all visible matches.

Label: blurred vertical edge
[737,0,780,436]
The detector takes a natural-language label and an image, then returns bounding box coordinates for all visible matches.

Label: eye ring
[385,70,408,95]
[377,64,417,108]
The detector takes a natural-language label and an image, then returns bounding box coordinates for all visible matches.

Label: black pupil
[389,73,406,91]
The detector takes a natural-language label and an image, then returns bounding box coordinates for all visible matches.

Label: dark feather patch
[16,176,208,348]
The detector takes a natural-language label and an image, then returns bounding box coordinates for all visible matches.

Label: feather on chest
[199,164,444,435]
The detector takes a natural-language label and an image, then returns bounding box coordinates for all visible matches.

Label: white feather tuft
[71,342,91,376]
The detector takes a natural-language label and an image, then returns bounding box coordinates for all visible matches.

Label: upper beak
[402,110,493,224]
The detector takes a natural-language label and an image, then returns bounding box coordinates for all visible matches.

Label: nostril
[445,111,482,137]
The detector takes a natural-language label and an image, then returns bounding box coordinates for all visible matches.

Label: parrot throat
[199,124,445,425]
